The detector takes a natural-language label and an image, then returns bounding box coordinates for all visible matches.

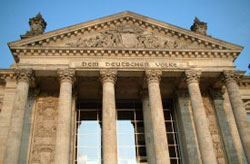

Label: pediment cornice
[8,11,243,62]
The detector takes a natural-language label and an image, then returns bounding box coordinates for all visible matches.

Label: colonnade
[3,68,250,164]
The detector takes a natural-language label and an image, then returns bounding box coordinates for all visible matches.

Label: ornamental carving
[202,92,226,164]
[57,69,75,83]
[14,68,34,84]
[190,17,207,35]
[145,70,162,84]
[184,70,201,84]
[66,24,202,49]
[29,97,58,164]
[100,70,117,84]
[222,70,240,85]
[21,13,47,39]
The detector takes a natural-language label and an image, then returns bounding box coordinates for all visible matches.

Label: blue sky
[0,0,249,74]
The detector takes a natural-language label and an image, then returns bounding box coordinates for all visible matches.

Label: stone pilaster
[175,90,201,164]
[100,69,118,164]
[210,88,241,164]
[145,70,170,164]
[3,68,34,164]
[185,70,218,164]
[0,73,16,164]
[222,70,250,163]
[54,69,75,164]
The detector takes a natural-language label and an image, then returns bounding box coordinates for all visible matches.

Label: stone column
[100,70,118,164]
[222,71,250,163]
[210,88,241,164]
[54,69,75,164]
[141,90,157,164]
[185,70,218,164]
[145,70,170,164]
[3,68,34,164]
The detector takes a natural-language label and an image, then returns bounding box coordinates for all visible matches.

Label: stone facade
[29,97,58,164]
[0,11,250,164]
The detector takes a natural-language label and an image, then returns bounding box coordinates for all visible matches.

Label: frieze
[65,24,208,50]
[29,97,58,164]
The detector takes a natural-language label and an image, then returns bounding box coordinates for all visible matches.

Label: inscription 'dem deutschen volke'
[82,61,179,68]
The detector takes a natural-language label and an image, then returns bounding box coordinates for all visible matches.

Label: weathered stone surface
[3,69,34,164]
[54,69,75,164]
[190,17,207,35]
[0,11,249,164]
[202,91,227,164]
[100,70,118,164]
[21,13,47,39]
[29,97,58,164]
[223,71,250,163]
[185,70,218,164]
[175,90,201,164]
[145,70,170,164]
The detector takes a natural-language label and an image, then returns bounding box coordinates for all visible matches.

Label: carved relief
[29,97,58,164]
[65,23,204,49]
[202,91,226,164]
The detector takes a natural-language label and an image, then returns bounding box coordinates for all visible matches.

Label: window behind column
[163,100,182,164]
[75,101,102,164]
[116,100,146,164]
[75,100,182,164]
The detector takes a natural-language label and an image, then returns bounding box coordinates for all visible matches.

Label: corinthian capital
[222,70,240,85]
[145,70,162,84]
[57,69,75,83]
[184,70,201,84]
[100,70,117,84]
[14,68,34,84]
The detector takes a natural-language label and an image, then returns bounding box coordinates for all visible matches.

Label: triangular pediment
[9,11,242,52]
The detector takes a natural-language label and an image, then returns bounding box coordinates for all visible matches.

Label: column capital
[222,70,240,85]
[57,69,75,84]
[14,68,34,84]
[100,69,117,84]
[145,70,162,84]
[184,70,201,84]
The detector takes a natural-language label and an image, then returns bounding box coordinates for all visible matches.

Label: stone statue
[190,17,207,35]
[21,13,47,39]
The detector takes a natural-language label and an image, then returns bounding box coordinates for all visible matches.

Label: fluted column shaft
[55,69,75,164]
[185,70,218,164]
[145,70,170,164]
[223,71,250,163]
[100,70,118,164]
[3,69,34,164]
